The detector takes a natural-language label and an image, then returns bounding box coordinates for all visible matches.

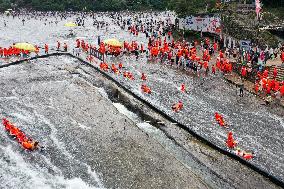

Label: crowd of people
[1,10,284,160]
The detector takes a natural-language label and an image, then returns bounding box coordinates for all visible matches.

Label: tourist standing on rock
[63,43,68,52]
[44,44,49,54]
[239,83,244,97]
[98,36,101,46]
[57,41,61,51]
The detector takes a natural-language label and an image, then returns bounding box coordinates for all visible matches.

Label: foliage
[167,0,217,17]
[0,0,11,11]
[1,0,219,15]
[1,0,168,11]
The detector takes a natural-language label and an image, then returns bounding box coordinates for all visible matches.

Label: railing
[90,48,104,62]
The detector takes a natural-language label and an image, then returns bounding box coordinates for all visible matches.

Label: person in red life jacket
[10,125,20,137]
[76,39,80,48]
[203,61,209,74]
[87,55,94,63]
[81,40,85,49]
[2,117,8,124]
[141,84,151,94]
[215,112,229,128]
[57,41,61,51]
[139,43,144,53]
[181,83,186,92]
[219,51,224,59]
[213,42,218,52]
[214,112,221,121]
[254,82,259,94]
[0,47,3,57]
[243,152,254,160]
[16,131,27,143]
[281,51,284,63]
[226,131,237,149]
[44,44,49,54]
[241,66,247,78]
[216,58,221,70]
[3,118,12,131]
[273,67,278,79]
[141,73,147,81]
[100,62,109,71]
[274,81,280,91]
[111,64,119,74]
[63,43,68,52]
[118,62,123,69]
[270,79,276,90]
[123,71,128,78]
[263,69,269,78]
[3,48,8,57]
[212,64,216,75]
[172,101,183,112]
[234,148,254,160]
[128,72,134,80]
[235,148,244,156]
[280,85,284,96]
[266,85,271,95]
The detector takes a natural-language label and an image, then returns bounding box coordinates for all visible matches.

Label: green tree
[0,0,11,11]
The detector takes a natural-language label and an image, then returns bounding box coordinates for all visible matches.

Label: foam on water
[33,111,105,188]
[112,103,139,122]
[0,145,102,189]
[96,87,110,101]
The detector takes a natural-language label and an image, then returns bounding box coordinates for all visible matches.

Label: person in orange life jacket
[172,101,183,112]
[22,140,39,151]
[35,46,39,56]
[141,73,147,81]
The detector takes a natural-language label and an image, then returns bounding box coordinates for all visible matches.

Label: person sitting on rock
[172,101,183,112]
